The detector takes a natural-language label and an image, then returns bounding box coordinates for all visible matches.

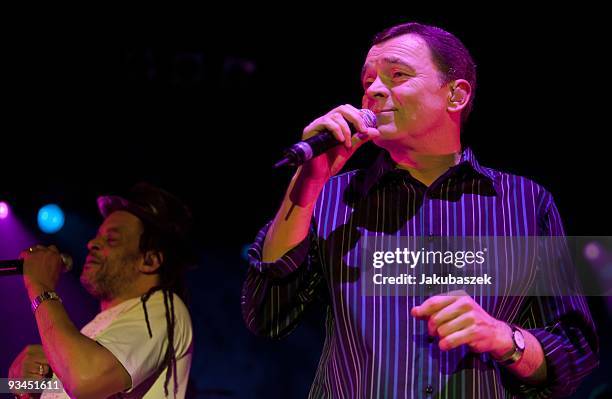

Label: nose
[365,76,389,100]
[87,236,102,252]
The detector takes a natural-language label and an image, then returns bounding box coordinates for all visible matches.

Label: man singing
[9,183,194,398]
[242,22,599,398]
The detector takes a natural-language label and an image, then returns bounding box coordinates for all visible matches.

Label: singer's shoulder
[487,167,553,192]
[477,165,559,206]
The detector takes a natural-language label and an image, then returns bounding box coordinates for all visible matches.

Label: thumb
[350,127,380,152]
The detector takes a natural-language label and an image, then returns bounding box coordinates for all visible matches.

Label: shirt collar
[355,147,496,197]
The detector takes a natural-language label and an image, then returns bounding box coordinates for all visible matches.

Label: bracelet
[31,291,62,313]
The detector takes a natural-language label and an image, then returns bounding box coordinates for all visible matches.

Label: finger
[323,120,347,144]
[438,326,475,351]
[18,363,46,380]
[34,362,50,376]
[427,298,472,336]
[335,104,369,132]
[19,246,37,260]
[411,294,460,319]
[24,345,47,363]
[330,113,352,148]
[27,368,46,379]
[26,354,48,366]
[436,310,476,339]
[303,118,345,143]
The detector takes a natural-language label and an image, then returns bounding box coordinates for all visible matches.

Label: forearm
[27,286,115,395]
[262,167,325,262]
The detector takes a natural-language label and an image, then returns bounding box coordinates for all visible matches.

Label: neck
[379,123,463,186]
[99,278,161,311]
[390,148,462,187]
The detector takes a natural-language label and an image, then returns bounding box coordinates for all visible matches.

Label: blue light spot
[38,204,65,234]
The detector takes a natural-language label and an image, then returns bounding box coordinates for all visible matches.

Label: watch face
[513,330,525,350]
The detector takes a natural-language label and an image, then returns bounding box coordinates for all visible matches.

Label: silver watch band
[31,291,62,313]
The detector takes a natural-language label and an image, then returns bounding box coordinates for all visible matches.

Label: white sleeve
[94,291,193,391]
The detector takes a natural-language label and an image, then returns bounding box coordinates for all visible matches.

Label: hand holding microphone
[276,105,380,183]
[13,245,73,293]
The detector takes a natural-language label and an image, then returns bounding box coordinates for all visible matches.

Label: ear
[447,79,472,114]
[139,250,164,274]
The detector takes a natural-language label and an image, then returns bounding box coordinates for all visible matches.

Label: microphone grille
[360,109,377,128]
[60,253,73,272]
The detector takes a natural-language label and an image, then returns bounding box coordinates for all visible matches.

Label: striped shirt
[242,147,599,398]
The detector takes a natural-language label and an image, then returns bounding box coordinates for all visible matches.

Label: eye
[392,71,408,78]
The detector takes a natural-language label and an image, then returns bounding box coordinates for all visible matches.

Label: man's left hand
[411,290,514,358]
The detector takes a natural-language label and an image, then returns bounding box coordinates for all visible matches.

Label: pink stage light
[0,202,9,219]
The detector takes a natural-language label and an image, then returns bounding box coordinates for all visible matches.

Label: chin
[372,127,407,145]
[80,277,99,298]
[374,125,400,139]
[80,270,101,297]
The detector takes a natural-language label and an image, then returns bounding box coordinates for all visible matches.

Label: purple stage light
[584,242,601,261]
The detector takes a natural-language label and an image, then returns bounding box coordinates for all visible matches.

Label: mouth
[85,256,101,266]
[374,109,397,114]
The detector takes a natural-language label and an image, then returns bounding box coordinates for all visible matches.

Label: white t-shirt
[41,290,193,398]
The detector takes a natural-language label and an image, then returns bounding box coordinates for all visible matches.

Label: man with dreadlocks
[8,183,194,398]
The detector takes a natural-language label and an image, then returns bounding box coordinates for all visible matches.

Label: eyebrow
[361,57,415,78]
[98,227,122,236]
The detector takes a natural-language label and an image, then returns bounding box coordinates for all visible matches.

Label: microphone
[0,254,73,277]
[274,109,377,168]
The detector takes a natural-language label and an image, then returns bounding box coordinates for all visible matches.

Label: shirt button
[425,384,434,394]
[427,336,435,343]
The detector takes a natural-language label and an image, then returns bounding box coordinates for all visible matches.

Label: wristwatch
[31,290,62,313]
[493,323,525,366]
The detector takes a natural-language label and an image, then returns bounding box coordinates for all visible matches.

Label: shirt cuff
[512,326,589,398]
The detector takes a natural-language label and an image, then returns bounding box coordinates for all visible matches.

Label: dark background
[1,8,611,398]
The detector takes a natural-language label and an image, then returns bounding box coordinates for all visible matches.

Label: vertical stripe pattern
[241,148,599,398]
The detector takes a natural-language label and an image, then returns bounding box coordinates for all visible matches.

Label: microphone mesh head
[60,254,73,272]
[360,109,377,128]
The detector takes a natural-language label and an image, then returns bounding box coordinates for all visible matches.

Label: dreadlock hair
[136,194,195,398]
